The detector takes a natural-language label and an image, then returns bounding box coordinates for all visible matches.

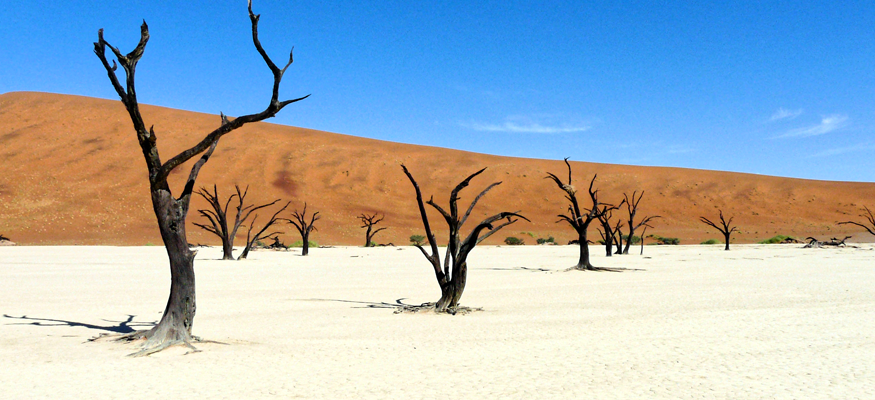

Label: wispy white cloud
[775,114,849,138]
[811,142,875,158]
[769,107,803,122]
[464,121,590,134]
[462,115,591,134]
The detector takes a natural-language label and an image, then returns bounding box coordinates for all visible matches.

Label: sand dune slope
[1,91,874,245]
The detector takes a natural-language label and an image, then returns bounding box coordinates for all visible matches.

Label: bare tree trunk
[639,225,648,255]
[238,201,289,260]
[301,232,310,256]
[576,232,592,269]
[119,188,197,355]
[194,185,280,260]
[288,203,319,256]
[546,158,613,271]
[359,213,386,247]
[621,191,659,255]
[93,1,308,355]
[402,165,525,313]
[700,210,737,251]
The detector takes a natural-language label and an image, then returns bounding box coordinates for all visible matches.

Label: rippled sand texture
[2,245,873,399]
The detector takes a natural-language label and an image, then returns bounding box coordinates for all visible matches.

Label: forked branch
[94,2,310,189]
[700,210,738,250]
[838,206,875,237]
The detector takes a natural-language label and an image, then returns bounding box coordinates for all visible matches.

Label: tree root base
[89,330,226,357]
[392,302,483,315]
[565,265,624,272]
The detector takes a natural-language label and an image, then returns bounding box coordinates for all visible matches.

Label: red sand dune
[1,91,874,246]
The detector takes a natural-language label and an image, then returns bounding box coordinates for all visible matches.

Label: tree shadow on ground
[483,266,555,272]
[482,265,647,273]
[565,266,647,272]
[3,314,154,334]
[304,298,421,310]
[303,298,482,315]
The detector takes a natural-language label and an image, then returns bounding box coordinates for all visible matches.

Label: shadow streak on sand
[3,314,155,334]
[483,266,555,272]
[303,298,424,310]
[484,266,647,273]
[566,266,647,272]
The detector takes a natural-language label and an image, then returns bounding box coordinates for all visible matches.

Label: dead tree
[359,213,386,247]
[621,191,660,255]
[238,201,290,259]
[402,165,527,313]
[639,225,649,255]
[193,184,280,260]
[804,236,852,248]
[700,210,738,251]
[93,1,308,356]
[546,158,611,270]
[596,204,622,257]
[287,203,320,256]
[838,206,875,238]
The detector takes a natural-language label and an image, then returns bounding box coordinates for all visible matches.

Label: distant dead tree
[596,204,622,257]
[621,191,660,255]
[700,210,738,251]
[92,1,308,355]
[838,206,875,238]
[359,213,387,247]
[237,201,290,260]
[193,184,280,260]
[638,225,650,255]
[546,158,611,270]
[287,203,320,256]
[402,165,527,313]
[804,236,852,248]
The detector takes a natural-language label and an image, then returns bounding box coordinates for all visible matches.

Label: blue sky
[2,1,874,182]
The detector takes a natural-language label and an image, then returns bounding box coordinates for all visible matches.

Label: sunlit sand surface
[2,244,873,398]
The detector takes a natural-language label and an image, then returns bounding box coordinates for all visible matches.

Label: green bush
[504,236,525,246]
[648,235,680,245]
[536,236,555,245]
[409,234,426,246]
[700,239,720,245]
[291,240,318,248]
[621,234,641,244]
[758,235,794,244]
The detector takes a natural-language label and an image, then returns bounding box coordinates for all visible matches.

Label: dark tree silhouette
[804,236,852,248]
[546,158,611,270]
[838,206,875,238]
[193,184,280,260]
[359,213,387,247]
[700,210,738,251]
[638,225,650,255]
[237,201,290,260]
[621,191,660,255]
[596,204,622,257]
[93,1,308,355]
[288,203,320,256]
[402,165,527,313]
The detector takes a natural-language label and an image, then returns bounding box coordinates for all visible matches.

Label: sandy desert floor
[1,244,873,399]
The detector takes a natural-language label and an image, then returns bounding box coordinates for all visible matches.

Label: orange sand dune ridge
[2,91,874,246]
